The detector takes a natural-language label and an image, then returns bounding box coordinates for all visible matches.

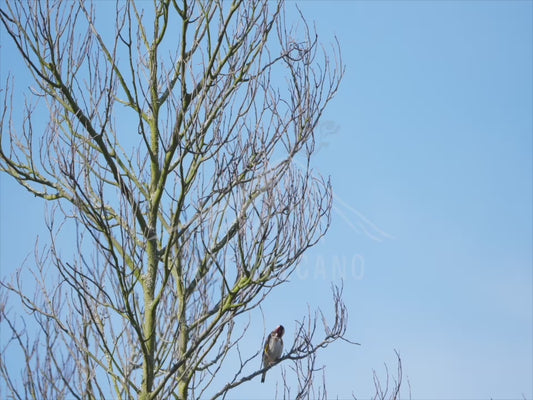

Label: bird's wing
[263,332,273,362]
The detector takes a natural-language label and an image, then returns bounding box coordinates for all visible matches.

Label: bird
[261,325,284,383]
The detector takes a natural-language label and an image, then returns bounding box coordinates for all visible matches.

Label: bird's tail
[261,371,266,383]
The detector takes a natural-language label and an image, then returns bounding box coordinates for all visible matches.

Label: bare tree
[0,1,353,399]
[368,351,410,400]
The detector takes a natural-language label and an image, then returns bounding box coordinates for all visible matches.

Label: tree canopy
[0,1,356,399]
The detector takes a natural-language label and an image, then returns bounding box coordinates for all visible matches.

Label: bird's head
[275,325,285,338]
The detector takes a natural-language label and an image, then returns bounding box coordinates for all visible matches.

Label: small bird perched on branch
[261,325,285,383]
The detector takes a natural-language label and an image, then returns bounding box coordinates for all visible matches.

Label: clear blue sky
[1,1,532,399]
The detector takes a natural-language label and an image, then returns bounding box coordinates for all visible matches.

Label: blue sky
[281,1,532,398]
[1,1,532,399]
